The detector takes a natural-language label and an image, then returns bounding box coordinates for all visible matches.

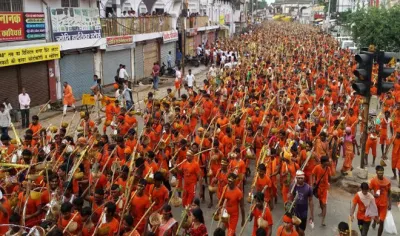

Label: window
[0,0,23,12]
[61,0,79,7]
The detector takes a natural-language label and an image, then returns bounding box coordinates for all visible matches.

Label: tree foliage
[346,6,400,51]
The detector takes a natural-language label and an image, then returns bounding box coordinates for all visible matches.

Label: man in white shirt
[196,45,203,56]
[185,69,195,90]
[18,87,30,128]
[118,65,129,84]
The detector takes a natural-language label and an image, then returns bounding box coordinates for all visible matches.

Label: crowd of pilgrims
[0,21,398,236]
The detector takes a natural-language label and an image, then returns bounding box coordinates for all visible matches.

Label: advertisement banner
[0,45,60,67]
[0,12,25,42]
[24,13,46,40]
[163,30,178,43]
[50,8,101,42]
[106,36,133,46]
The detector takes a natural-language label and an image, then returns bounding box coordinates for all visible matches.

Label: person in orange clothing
[341,127,360,174]
[58,202,82,235]
[97,202,120,236]
[229,151,246,187]
[364,128,378,166]
[311,156,332,227]
[369,165,391,236]
[210,158,229,207]
[350,182,375,236]
[121,215,140,236]
[276,214,299,236]
[346,108,358,135]
[250,192,273,236]
[254,163,273,207]
[179,150,201,207]
[221,173,245,236]
[149,172,169,213]
[390,129,400,183]
[0,190,10,235]
[280,150,299,204]
[81,112,96,136]
[379,111,392,155]
[222,127,235,156]
[28,115,42,138]
[130,179,151,235]
[103,98,116,134]
[62,82,76,115]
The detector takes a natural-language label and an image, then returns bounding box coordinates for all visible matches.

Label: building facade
[0,0,237,106]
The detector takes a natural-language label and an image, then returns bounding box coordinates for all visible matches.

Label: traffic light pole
[360,96,371,169]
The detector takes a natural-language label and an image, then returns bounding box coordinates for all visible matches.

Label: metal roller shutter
[160,42,176,68]
[20,62,49,106]
[134,44,144,80]
[0,66,19,109]
[185,36,194,56]
[143,41,159,77]
[102,49,132,85]
[60,53,94,101]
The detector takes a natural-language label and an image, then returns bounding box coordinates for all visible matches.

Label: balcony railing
[101,16,173,37]
[186,16,209,28]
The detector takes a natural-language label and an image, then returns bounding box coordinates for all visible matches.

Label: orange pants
[342,152,354,172]
[377,205,388,221]
[380,133,388,145]
[317,187,328,204]
[393,156,400,170]
[365,139,377,157]
[281,184,289,203]
[225,212,239,236]
[182,182,196,207]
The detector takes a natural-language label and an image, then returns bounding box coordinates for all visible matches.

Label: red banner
[0,12,25,42]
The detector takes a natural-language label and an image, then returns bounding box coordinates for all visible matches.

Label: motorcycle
[184,55,200,67]
[160,63,166,76]
[160,62,176,77]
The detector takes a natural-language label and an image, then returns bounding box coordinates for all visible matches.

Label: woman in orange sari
[341,127,360,175]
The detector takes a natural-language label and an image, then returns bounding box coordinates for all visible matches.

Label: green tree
[346,6,400,51]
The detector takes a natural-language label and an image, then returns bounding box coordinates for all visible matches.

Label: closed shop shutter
[102,49,132,85]
[60,53,94,101]
[185,36,194,56]
[134,44,144,80]
[20,62,49,106]
[160,42,176,67]
[143,41,159,77]
[0,66,19,109]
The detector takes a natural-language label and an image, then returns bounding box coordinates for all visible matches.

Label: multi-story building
[0,0,238,106]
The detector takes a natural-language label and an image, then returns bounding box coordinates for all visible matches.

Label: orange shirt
[130,194,151,231]
[149,184,169,212]
[17,192,40,227]
[255,175,272,200]
[98,217,120,236]
[0,198,11,235]
[369,177,391,206]
[180,160,200,184]
[58,213,82,235]
[312,165,331,189]
[252,206,273,236]
[28,123,42,137]
[230,159,246,175]
[224,186,243,215]
[276,226,299,236]
[352,193,372,222]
